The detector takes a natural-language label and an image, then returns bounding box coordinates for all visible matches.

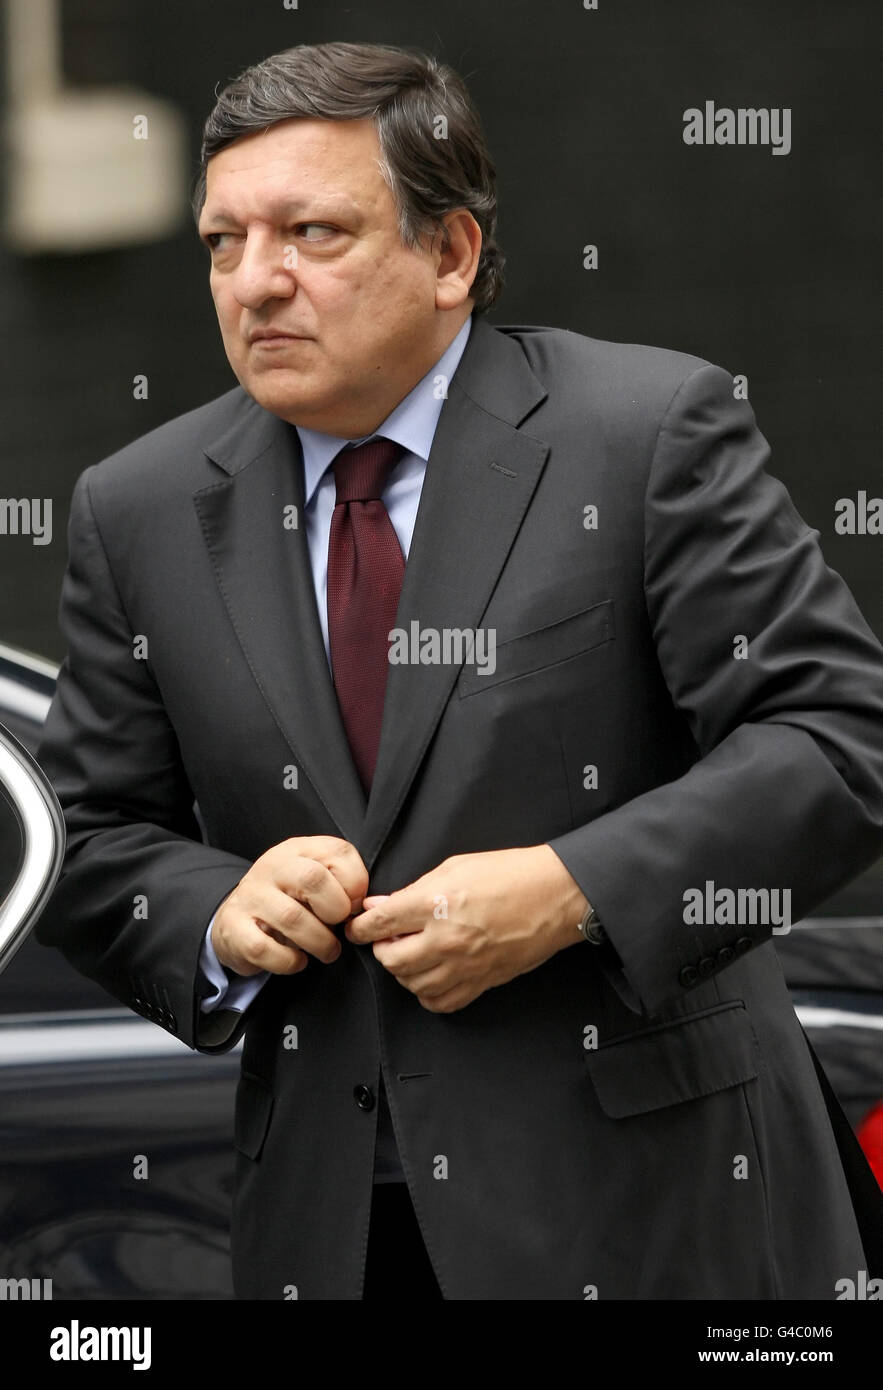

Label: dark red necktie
[326,437,407,792]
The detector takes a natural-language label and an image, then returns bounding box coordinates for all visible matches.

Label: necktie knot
[332,436,405,504]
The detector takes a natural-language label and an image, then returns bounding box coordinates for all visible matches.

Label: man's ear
[433,209,481,308]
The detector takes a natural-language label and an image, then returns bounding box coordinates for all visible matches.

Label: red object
[327,437,406,793]
[856,1101,883,1190]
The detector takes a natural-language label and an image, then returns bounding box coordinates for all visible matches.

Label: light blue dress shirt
[197,313,473,1014]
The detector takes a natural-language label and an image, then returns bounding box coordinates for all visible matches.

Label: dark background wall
[1,0,880,661]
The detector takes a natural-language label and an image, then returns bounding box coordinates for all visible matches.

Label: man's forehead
[201,120,383,221]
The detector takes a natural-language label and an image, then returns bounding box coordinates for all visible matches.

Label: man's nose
[232,234,295,309]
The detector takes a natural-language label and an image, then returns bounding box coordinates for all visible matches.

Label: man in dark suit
[36,40,883,1299]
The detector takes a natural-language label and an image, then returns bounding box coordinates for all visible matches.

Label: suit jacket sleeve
[547,362,883,1017]
[34,464,256,1053]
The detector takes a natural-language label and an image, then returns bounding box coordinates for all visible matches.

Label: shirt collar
[295,315,473,507]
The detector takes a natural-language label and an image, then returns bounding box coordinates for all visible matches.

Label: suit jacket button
[735,936,752,954]
[697,956,716,978]
[679,965,699,987]
[353,1084,375,1112]
[716,945,735,966]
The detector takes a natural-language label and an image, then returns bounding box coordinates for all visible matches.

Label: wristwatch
[577,901,607,945]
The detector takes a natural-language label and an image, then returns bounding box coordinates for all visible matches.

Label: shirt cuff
[198,914,269,1013]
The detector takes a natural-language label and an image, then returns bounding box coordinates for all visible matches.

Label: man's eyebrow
[198,208,240,230]
[199,196,361,229]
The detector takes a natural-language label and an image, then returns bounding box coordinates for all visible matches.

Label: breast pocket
[458,597,615,698]
[583,1001,759,1118]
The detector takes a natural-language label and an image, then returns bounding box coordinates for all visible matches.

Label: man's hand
[212,836,369,977]
[344,845,589,1012]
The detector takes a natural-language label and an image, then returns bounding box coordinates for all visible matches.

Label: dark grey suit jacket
[35,315,883,1298]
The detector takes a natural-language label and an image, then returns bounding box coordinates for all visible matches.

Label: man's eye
[298,224,336,240]
[205,225,334,251]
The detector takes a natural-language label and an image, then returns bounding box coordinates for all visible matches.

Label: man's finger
[346,891,427,942]
[276,856,354,927]
[226,918,309,976]
[310,839,370,908]
[372,935,443,976]
[246,885,344,963]
[387,961,451,994]
[417,986,473,1014]
[274,837,369,912]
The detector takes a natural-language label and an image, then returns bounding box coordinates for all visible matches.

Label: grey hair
[191,41,505,314]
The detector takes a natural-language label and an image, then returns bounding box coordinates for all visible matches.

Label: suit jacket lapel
[362,319,549,864]
[194,401,367,844]
[193,316,549,864]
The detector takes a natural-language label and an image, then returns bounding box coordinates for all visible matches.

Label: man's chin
[237,372,324,423]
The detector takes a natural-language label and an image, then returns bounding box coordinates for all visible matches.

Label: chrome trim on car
[795,1004,883,1032]
[0,1009,243,1064]
[0,641,59,681]
[0,672,53,724]
[0,722,65,973]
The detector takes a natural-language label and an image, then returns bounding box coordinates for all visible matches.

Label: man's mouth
[251,336,310,349]
[249,327,311,346]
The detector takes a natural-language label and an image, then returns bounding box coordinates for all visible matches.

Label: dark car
[0,641,240,1300]
[0,639,880,1299]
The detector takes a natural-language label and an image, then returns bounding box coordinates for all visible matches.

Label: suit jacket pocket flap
[234,1071,275,1160]
[584,1003,758,1119]
[459,598,614,697]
